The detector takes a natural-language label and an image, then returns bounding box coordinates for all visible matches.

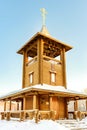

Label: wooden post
[17,102,19,110]
[21,97,26,120]
[22,49,28,88]
[49,96,53,111]
[74,100,78,111]
[9,100,11,111]
[60,48,67,88]
[86,99,87,111]
[65,99,69,119]
[23,97,26,110]
[49,95,56,120]
[20,111,25,121]
[21,100,23,110]
[35,109,39,123]
[1,112,5,120]
[49,95,53,120]
[4,100,6,111]
[33,95,37,109]
[74,100,78,119]
[6,112,10,121]
[37,38,44,84]
[1,100,6,120]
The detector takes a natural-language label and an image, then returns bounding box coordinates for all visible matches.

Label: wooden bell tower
[17,30,72,89]
[17,8,72,89]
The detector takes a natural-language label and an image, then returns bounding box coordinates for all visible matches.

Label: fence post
[1,112,5,120]
[20,111,25,121]
[6,112,10,121]
[35,109,39,123]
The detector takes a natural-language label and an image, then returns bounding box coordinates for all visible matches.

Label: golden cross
[40,8,47,26]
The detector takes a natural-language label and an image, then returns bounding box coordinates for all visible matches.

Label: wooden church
[0,8,87,121]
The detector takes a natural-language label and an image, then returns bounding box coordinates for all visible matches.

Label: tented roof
[17,32,73,55]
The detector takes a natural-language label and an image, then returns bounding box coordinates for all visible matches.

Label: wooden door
[51,96,59,119]
[58,98,66,119]
[51,97,66,119]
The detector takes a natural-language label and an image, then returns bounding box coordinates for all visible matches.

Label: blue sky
[0,0,87,94]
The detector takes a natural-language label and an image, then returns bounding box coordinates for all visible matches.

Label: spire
[40,8,50,35]
[40,25,49,35]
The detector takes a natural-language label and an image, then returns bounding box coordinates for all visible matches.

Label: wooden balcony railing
[0,110,56,123]
[26,55,61,66]
[43,55,61,64]
[26,56,37,66]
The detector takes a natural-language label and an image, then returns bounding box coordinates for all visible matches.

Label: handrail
[0,110,56,121]
[26,55,61,66]
[26,56,37,66]
[0,110,52,114]
[0,110,35,113]
[43,55,61,64]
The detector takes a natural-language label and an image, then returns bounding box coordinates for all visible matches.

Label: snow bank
[81,117,87,123]
[0,120,70,130]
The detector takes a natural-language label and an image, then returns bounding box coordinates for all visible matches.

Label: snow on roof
[32,84,87,96]
[0,84,87,100]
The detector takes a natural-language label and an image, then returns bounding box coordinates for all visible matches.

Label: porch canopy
[0,84,87,101]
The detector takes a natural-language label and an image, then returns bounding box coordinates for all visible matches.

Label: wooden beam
[11,95,24,100]
[25,91,38,96]
[43,38,63,50]
[26,41,37,53]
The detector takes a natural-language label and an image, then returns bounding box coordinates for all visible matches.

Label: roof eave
[17,32,40,54]
[17,32,73,55]
[0,85,87,100]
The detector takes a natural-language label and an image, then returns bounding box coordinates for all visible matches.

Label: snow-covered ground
[0,119,69,130]
[1,118,87,130]
[57,118,87,130]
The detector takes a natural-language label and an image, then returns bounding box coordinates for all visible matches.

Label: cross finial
[40,8,47,26]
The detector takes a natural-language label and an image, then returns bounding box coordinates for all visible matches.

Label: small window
[51,73,56,83]
[29,72,34,84]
